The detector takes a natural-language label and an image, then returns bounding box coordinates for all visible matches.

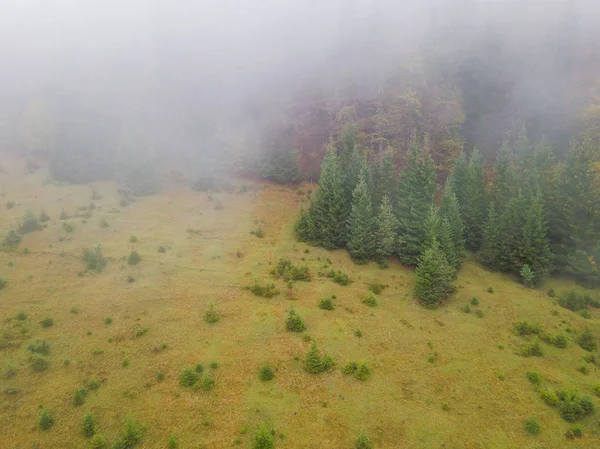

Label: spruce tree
[294,207,315,243]
[372,150,395,207]
[347,172,376,263]
[423,205,440,249]
[396,135,436,265]
[463,147,487,250]
[480,203,501,269]
[375,195,397,261]
[496,191,528,272]
[414,239,455,308]
[439,184,465,268]
[449,151,469,220]
[522,193,553,281]
[439,217,458,273]
[491,141,516,213]
[307,144,347,248]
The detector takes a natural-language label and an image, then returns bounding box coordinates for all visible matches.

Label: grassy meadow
[1,156,600,448]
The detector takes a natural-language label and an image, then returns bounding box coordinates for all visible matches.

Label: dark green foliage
[526,371,541,385]
[470,296,479,305]
[16,310,27,320]
[519,340,543,357]
[293,207,315,242]
[259,363,275,381]
[104,317,113,325]
[541,389,560,406]
[347,171,376,263]
[87,378,101,390]
[396,136,436,265]
[565,427,583,439]
[373,150,395,207]
[304,342,332,374]
[374,195,397,260]
[17,210,41,234]
[343,362,371,381]
[39,408,54,430]
[198,371,215,390]
[463,148,488,249]
[28,340,50,355]
[127,250,141,265]
[112,415,144,449]
[157,245,166,253]
[63,221,75,232]
[539,332,567,348]
[361,292,378,307]
[204,304,220,324]
[550,390,596,422]
[512,321,542,336]
[0,276,6,290]
[90,434,107,449]
[250,227,264,238]
[252,423,274,449]
[82,411,98,437]
[39,209,50,222]
[83,245,107,272]
[245,282,280,298]
[490,141,517,213]
[40,317,54,328]
[286,308,306,332]
[524,416,540,435]
[73,387,88,406]
[195,364,204,373]
[179,366,199,387]
[577,328,597,352]
[257,146,300,183]
[325,269,351,286]
[368,283,386,294]
[558,290,592,311]
[168,435,178,448]
[342,361,358,375]
[318,297,335,310]
[439,184,466,269]
[1,229,21,250]
[414,239,455,308]
[30,354,49,372]
[355,432,373,449]
[271,259,310,281]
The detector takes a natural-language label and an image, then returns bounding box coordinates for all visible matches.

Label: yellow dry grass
[1,158,599,448]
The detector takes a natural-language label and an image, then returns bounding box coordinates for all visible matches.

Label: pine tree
[347,172,376,263]
[491,141,516,213]
[414,239,455,308]
[306,144,347,248]
[439,183,465,268]
[439,217,458,273]
[463,147,487,250]
[480,203,502,269]
[449,151,469,219]
[375,195,397,260]
[372,150,395,207]
[423,205,440,249]
[304,342,324,374]
[396,135,436,265]
[82,411,98,438]
[496,192,529,272]
[522,192,553,281]
[294,207,315,242]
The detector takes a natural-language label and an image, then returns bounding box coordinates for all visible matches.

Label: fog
[1,0,599,180]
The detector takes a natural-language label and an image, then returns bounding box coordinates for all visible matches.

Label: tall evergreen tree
[463,147,487,250]
[496,191,529,272]
[423,205,440,249]
[449,151,469,220]
[294,207,315,242]
[439,217,458,273]
[522,192,553,281]
[372,150,395,207]
[414,238,455,308]
[375,195,397,261]
[396,135,436,265]
[439,183,465,268]
[307,144,347,248]
[347,172,376,263]
[480,203,501,269]
[491,141,516,213]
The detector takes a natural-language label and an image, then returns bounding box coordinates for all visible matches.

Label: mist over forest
[1,0,599,183]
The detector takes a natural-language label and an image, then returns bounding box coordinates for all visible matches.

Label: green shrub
[15,310,27,320]
[342,361,358,375]
[564,427,583,439]
[524,416,540,435]
[470,296,479,306]
[179,367,199,387]
[112,415,143,449]
[541,389,559,406]
[198,371,215,390]
[513,321,542,336]
[286,308,306,332]
[355,363,371,381]
[1,229,21,249]
[89,434,107,449]
[40,317,54,328]
[38,209,50,222]
[559,290,588,311]
[318,297,335,310]
[209,362,218,369]
[547,288,556,297]
[250,228,264,238]
[355,432,373,449]
[519,340,543,357]
[354,329,362,337]
[361,292,378,307]
[304,342,332,374]
[127,250,141,265]
[17,210,41,234]
[82,411,97,437]
[129,234,138,243]
[87,378,101,390]
[577,365,589,375]
[204,304,220,324]
[104,317,113,325]
[28,340,50,355]
[157,245,166,253]
[271,258,311,281]
[83,245,107,272]
[368,283,385,295]
[554,390,595,422]
[326,269,351,286]
[245,282,280,298]
[73,386,88,406]
[580,310,592,319]
[168,435,178,448]
[30,354,50,372]
[593,384,600,397]
[578,328,597,352]
[526,371,541,385]
[462,304,471,313]
[252,423,274,449]
[475,309,485,318]
[39,408,54,430]
[259,363,275,381]
[539,332,568,348]
[195,364,204,373]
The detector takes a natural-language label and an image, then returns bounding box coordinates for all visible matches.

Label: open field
[1,157,600,448]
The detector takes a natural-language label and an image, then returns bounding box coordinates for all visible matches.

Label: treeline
[295,127,600,306]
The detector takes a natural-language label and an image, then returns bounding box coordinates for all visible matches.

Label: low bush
[0,277,6,290]
[129,234,138,243]
[82,411,98,437]
[539,332,568,348]
[519,340,543,357]
[28,340,50,355]
[326,269,351,286]
[112,415,143,449]
[15,310,27,320]
[198,371,215,391]
[63,221,76,232]
[355,432,373,449]
[564,427,583,439]
[245,282,280,298]
[304,342,333,374]
[82,245,107,272]
[157,245,166,253]
[286,308,306,332]
[73,387,88,406]
[259,363,275,381]
[39,209,50,222]
[271,258,311,281]
[204,304,220,324]
[17,210,41,234]
[368,283,386,294]
[471,296,479,306]
[253,423,274,449]
[127,250,141,265]
[40,317,54,328]
[1,229,21,250]
[361,292,378,307]
[513,321,542,336]
[342,362,370,381]
[524,416,540,435]
[39,408,54,430]
[318,297,335,310]
[250,227,264,238]
[87,378,101,390]
[559,290,590,311]
[179,367,199,387]
[578,328,597,352]
[526,371,542,385]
